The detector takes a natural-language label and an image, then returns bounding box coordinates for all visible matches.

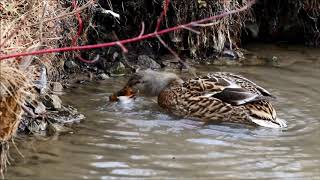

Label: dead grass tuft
[0,62,34,175]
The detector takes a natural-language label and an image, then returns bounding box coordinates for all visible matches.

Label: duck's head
[109,85,135,104]
[126,69,182,97]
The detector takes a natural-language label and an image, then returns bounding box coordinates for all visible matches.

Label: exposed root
[171,0,253,57]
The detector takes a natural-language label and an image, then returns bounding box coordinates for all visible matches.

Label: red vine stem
[155,0,170,31]
[72,0,98,63]
[71,0,83,47]
[0,0,255,61]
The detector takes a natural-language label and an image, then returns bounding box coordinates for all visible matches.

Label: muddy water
[8,45,320,179]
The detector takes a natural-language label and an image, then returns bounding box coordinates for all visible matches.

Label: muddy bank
[86,0,319,64]
[74,0,320,77]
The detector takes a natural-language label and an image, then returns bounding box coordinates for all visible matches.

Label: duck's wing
[210,72,274,97]
[210,87,272,105]
[183,74,271,106]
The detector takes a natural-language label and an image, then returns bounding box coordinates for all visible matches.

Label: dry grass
[0,0,79,81]
[0,0,64,139]
[0,62,34,176]
[0,62,34,141]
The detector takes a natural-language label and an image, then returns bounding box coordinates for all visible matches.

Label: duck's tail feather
[250,117,287,128]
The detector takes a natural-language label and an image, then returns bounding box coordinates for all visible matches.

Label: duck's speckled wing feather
[210,72,274,97]
[182,72,271,106]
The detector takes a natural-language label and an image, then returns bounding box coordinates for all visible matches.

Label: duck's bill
[109,86,137,103]
[117,95,136,104]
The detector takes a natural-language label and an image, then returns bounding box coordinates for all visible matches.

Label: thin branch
[21,104,38,119]
[116,41,128,53]
[193,21,221,27]
[156,35,196,76]
[72,0,99,63]
[181,25,200,34]
[139,22,145,37]
[39,1,48,43]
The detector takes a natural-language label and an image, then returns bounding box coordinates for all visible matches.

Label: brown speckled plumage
[125,70,287,128]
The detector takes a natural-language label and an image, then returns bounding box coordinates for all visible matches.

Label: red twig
[0,0,255,61]
[71,0,83,45]
[72,0,99,63]
[116,41,128,53]
[155,0,170,32]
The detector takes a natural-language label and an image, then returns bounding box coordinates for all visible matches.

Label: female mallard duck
[115,69,287,128]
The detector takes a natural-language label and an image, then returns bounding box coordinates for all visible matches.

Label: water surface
[7,44,320,179]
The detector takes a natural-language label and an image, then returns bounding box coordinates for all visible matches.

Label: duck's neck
[142,71,182,97]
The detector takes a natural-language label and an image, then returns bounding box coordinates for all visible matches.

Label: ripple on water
[110,168,160,176]
[91,162,129,168]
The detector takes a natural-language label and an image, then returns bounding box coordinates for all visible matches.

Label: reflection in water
[7,45,320,179]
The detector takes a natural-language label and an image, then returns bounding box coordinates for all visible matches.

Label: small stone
[235,50,244,59]
[97,73,110,80]
[110,62,126,75]
[65,60,78,70]
[113,52,119,60]
[51,95,62,109]
[51,82,63,92]
[222,50,237,59]
[137,55,161,69]
[0,86,8,97]
[35,102,46,114]
[29,119,47,133]
[47,123,73,135]
[272,56,278,61]
[44,94,62,110]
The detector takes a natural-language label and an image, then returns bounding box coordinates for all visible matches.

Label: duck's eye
[128,79,140,86]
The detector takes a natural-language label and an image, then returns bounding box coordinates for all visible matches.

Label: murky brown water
[7,45,320,179]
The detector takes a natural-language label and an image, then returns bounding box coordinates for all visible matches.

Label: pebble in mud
[137,55,161,69]
[110,62,127,75]
[43,94,62,110]
[65,60,78,70]
[34,102,46,114]
[47,123,73,136]
[51,82,63,92]
[50,95,62,109]
[97,73,110,80]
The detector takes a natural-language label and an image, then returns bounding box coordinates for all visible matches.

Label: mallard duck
[115,69,287,128]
